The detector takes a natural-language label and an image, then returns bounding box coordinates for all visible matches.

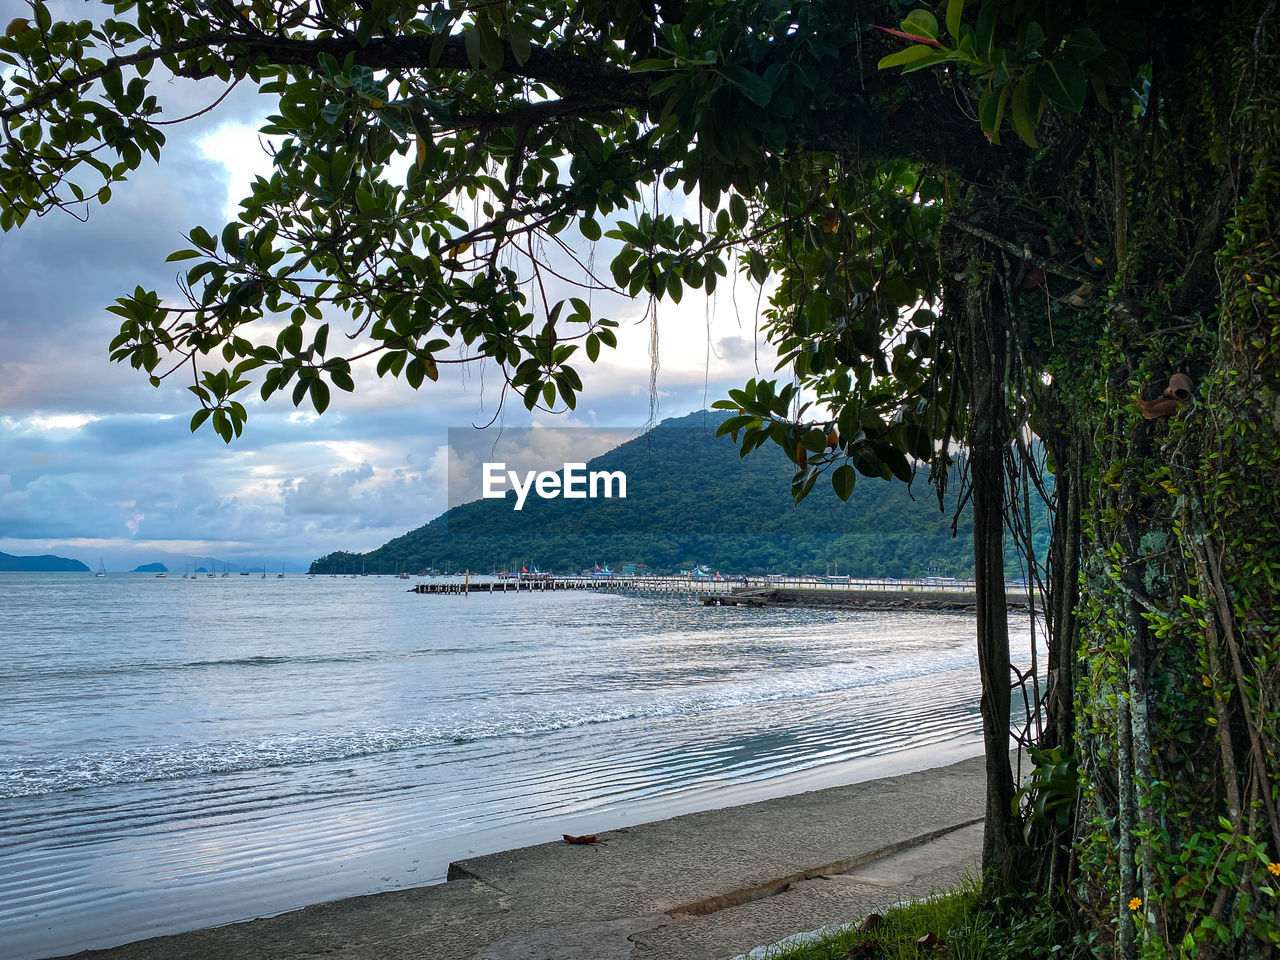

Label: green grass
[761,877,991,960]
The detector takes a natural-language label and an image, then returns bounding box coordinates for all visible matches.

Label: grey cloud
[716,336,760,363]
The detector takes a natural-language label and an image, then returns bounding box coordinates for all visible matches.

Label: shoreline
[50,753,987,960]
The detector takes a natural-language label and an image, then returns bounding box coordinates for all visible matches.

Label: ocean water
[0,572,1032,959]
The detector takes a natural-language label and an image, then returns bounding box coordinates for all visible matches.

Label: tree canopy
[5,1,1280,956]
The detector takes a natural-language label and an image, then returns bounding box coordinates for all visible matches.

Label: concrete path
[55,756,985,960]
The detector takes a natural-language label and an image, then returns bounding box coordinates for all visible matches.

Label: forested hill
[0,551,91,572]
[312,411,1038,577]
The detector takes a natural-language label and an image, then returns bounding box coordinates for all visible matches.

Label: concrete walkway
[57,756,986,960]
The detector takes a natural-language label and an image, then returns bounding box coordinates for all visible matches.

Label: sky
[0,67,781,572]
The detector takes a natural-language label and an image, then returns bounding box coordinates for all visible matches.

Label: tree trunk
[947,226,1020,880]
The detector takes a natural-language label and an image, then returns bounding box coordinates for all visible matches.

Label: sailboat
[207,558,215,579]
[277,562,285,579]
[94,559,105,577]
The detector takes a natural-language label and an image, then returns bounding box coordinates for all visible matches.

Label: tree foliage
[5,1,1280,956]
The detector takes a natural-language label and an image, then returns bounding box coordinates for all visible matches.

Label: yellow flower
[1268,862,1280,876]
[1129,897,1143,911]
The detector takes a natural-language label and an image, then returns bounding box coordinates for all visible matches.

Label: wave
[0,655,980,799]
[0,649,472,684]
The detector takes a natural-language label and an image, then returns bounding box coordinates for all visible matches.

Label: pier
[699,586,1031,611]
[410,575,1035,610]
[410,576,733,596]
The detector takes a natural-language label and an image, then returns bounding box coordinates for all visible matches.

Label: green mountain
[132,562,169,573]
[0,551,91,572]
[311,411,1045,577]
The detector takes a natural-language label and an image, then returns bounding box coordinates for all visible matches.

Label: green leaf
[901,9,938,40]
[190,408,212,433]
[975,1,998,54]
[476,17,504,72]
[579,217,601,242]
[1010,78,1039,147]
[1089,50,1130,87]
[720,65,773,106]
[310,378,330,414]
[880,445,914,483]
[878,44,937,70]
[802,427,828,452]
[898,49,957,74]
[165,249,202,262]
[978,85,1008,143]
[463,27,481,69]
[1035,59,1086,114]
[946,0,963,39]
[808,293,830,329]
[631,57,674,73]
[189,225,215,251]
[1064,26,1105,64]
[832,463,857,501]
[506,18,531,66]
[855,449,889,479]
[839,404,859,442]
[1017,20,1045,57]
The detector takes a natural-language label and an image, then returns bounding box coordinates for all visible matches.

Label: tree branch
[174,33,651,106]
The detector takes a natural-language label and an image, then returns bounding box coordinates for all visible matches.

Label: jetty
[410,575,1036,611]
[410,576,732,596]
[700,585,1031,611]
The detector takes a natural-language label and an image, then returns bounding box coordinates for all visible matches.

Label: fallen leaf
[1020,266,1045,289]
[1164,372,1193,401]
[858,913,884,932]
[562,833,600,844]
[917,931,944,950]
[1066,282,1093,307]
[1137,397,1179,419]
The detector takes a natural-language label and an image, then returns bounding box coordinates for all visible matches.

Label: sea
[0,572,1034,960]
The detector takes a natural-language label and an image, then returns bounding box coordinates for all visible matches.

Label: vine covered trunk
[972,9,1280,953]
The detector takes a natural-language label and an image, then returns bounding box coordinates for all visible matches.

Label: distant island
[0,551,91,572]
[132,562,169,573]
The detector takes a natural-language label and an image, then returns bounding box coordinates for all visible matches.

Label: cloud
[716,335,763,364]
[0,67,783,568]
